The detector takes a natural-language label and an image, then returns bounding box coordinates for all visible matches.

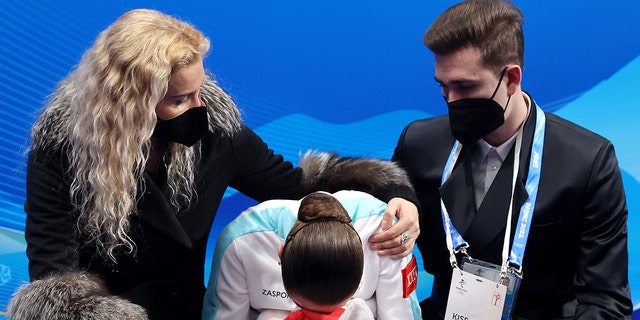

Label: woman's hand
[368,197,420,259]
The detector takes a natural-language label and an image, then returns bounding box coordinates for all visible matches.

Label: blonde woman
[15,9,419,320]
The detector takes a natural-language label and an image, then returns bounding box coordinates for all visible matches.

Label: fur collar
[200,76,243,137]
[298,151,414,201]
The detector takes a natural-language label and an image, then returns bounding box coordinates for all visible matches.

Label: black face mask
[152,106,209,147]
[447,67,510,145]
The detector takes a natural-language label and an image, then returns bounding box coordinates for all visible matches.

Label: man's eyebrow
[433,76,477,85]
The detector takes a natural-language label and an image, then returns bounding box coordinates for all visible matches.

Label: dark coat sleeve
[227,124,303,201]
[24,147,80,280]
[573,141,632,318]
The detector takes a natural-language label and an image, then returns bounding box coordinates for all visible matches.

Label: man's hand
[368,197,419,259]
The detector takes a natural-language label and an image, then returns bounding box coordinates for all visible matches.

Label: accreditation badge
[461,257,521,320]
[445,268,507,320]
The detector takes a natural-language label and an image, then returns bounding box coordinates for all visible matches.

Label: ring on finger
[400,233,411,245]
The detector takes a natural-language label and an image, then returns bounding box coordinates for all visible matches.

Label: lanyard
[440,105,546,274]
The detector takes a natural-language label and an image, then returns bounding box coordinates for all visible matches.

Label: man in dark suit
[392,0,632,319]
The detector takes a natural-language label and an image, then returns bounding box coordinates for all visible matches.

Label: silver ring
[400,233,411,245]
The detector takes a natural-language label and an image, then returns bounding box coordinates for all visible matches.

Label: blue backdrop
[0,0,638,317]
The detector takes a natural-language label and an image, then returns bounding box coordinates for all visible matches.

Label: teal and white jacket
[202,190,421,320]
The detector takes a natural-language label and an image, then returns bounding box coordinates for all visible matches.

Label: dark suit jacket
[25,125,305,320]
[393,100,632,319]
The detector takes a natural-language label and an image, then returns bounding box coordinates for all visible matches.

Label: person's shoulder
[27,142,70,168]
[399,114,451,146]
[395,115,453,156]
[240,198,300,216]
[201,122,249,142]
[545,112,611,145]
[332,191,387,220]
[218,199,298,245]
[404,114,449,131]
[232,198,299,229]
[332,190,381,202]
[540,112,618,165]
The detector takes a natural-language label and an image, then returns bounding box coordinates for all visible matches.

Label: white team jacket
[202,190,421,319]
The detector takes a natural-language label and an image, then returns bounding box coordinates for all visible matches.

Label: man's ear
[506,65,522,95]
[278,244,284,258]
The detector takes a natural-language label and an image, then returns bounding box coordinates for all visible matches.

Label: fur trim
[298,151,413,200]
[201,76,243,137]
[7,272,148,320]
[30,75,243,151]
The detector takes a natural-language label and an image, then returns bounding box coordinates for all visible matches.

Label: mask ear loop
[491,66,512,114]
[489,66,509,100]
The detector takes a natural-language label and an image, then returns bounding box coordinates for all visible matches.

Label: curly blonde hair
[30,9,220,262]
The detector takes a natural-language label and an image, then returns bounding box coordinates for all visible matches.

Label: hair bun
[298,192,351,224]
